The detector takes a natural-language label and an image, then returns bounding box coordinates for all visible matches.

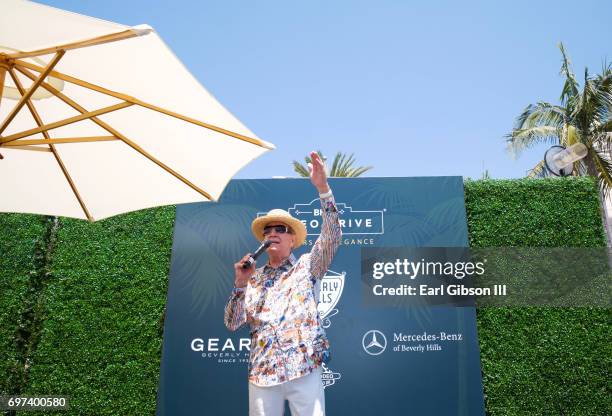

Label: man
[224,151,342,416]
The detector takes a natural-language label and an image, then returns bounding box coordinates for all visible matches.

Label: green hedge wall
[465,177,610,416]
[0,177,610,415]
[15,207,175,415]
[0,215,46,397]
[465,177,606,247]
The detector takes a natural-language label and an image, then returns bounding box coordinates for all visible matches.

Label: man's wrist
[317,184,331,197]
[319,189,333,199]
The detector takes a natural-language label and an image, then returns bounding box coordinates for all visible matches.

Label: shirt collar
[264,253,296,272]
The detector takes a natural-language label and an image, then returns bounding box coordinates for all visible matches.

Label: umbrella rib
[0,51,65,135]
[7,68,94,221]
[14,66,215,201]
[0,102,133,144]
[2,136,119,146]
[6,29,151,60]
[13,59,274,150]
[3,145,51,153]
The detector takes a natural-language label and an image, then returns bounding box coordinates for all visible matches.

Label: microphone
[242,240,272,269]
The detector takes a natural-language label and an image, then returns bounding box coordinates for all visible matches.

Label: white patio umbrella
[0,0,274,221]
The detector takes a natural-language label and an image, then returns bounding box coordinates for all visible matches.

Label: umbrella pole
[0,61,5,159]
[0,61,6,111]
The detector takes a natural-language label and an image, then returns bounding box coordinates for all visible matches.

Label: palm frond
[530,103,565,128]
[592,132,612,156]
[576,69,599,130]
[558,42,580,104]
[292,160,310,177]
[526,160,547,178]
[506,126,561,157]
[590,148,612,198]
[330,152,347,177]
[512,102,566,131]
[330,152,342,175]
[574,68,612,132]
[512,104,534,131]
[348,165,374,177]
[333,153,354,176]
[593,119,612,135]
[591,71,612,128]
[325,152,372,177]
[599,59,612,77]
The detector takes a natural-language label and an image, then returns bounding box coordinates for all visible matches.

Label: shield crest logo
[316,269,345,328]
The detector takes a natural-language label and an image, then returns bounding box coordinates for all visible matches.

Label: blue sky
[39,0,612,180]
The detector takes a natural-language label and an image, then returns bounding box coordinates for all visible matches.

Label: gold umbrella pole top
[0,52,14,65]
[0,53,12,70]
[0,54,10,110]
[0,54,9,158]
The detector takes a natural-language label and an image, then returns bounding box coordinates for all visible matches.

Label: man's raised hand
[308,151,330,194]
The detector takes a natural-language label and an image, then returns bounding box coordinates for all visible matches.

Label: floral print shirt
[224,194,342,386]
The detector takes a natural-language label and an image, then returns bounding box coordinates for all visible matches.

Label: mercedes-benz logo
[362,330,387,355]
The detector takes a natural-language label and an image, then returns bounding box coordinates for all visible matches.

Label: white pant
[248,367,325,416]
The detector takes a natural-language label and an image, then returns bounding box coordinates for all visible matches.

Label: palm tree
[506,43,612,196]
[292,151,373,177]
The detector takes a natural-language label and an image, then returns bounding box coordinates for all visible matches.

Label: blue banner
[157,177,485,415]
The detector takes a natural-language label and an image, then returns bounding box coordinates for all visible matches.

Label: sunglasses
[263,224,292,235]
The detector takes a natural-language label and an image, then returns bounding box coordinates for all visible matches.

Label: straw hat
[251,209,307,247]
